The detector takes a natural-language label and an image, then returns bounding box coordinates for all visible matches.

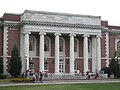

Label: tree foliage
[0,56,3,74]
[109,58,119,77]
[10,44,22,77]
[109,51,120,77]
[101,51,120,78]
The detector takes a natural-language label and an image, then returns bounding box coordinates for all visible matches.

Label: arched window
[117,41,120,50]
[88,38,92,53]
[59,37,64,52]
[29,36,35,51]
[44,37,49,51]
[74,38,78,52]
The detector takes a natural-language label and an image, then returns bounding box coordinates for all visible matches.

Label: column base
[69,72,74,75]
[54,72,61,75]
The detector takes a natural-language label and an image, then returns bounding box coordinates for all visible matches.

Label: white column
[96,35,101,71]
[83,34,89,75]
[54,33,61,74]
[92,36,97,73]
[69,33,76,75]
[3,26,8,75]
[105,33,109,67]
[21,30,25,73]
[39,32,46,72]
[24,32,31,71]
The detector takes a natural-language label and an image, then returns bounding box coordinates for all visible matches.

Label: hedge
[11,78,32,82]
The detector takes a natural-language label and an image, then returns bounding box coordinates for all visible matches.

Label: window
[29,58,34,70]
[59,37,64,52]
[44,59,48,71]
[74,38,77,52]
[29,36,35,51]
[88,38,92,53]
[117,41,120,50]
[44,37,49,51]
[74,60,77,70]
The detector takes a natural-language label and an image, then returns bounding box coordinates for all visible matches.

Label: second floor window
[44,37,49,51]
[29,36,35,51]
[74,38,77,52]
[117,41,120,50]
[59,38,64,52]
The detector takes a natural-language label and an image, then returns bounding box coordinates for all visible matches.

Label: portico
[20,10,102,75]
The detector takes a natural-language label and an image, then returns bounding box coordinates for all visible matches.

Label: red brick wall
[101,21,108,27]
[101,59,106,68]
[76,59,83,73]
[109,33,116,58]
[8,28,20,55]
[50,35,54,57]
[65,36,69,57]
[101,33,106,57]
[33,58,39,73]
[48,58,54,73]
[65,58,69,73]
[79,38,83,57]
[0,27,3,56]
[2,14,20,21]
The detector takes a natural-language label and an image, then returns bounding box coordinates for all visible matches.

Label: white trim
[3,26,8,75]
[105,32,109,67]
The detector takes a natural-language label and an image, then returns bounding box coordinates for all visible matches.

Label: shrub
[11,78,32,82]
[0,74,6,79]
[0,56,3,74]
[10,44,22,77]
[101,67,111,77]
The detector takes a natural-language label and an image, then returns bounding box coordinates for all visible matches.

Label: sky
[0,0,120,26]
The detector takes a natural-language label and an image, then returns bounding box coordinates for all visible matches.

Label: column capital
[96,35,102,38]
[23,31,31,34]
[39,32,46,35]
[83,34,89,37]
[54,33,61,36]
[69,33,76,37]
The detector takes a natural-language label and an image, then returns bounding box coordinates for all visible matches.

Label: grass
[0,79,12,84]
[0,83,120,90]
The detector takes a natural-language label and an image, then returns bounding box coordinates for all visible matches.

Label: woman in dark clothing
[40,71,44,83]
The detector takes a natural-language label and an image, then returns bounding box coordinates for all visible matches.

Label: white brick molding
[3,26,9,75]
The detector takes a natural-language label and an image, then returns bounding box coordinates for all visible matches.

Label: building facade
[0,10,120,75]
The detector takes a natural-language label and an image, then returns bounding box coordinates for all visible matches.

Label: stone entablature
[21,10,101,26]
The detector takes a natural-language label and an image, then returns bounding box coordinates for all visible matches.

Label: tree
[0,56,3,74]
[101,67,111,77]
[10,44,22,77]
[109,51,120,78]
[109,58,119,77]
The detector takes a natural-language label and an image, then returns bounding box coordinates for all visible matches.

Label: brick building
[0,10,120,76]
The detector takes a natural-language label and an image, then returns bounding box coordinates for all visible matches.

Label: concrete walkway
[0,79,120,87]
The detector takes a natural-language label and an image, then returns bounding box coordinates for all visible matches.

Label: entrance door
[59,59,64,73]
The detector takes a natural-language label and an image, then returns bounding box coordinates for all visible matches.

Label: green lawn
[0,83,120,90]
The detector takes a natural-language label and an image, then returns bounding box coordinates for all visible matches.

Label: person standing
[32,73,36,83]
[40,71,44,83]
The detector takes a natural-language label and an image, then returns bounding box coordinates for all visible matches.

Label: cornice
[3,21,20,27]
[2,20,104,30]
[102,27,120,34]
[21,21,103,29]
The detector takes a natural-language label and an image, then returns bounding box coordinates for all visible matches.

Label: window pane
[29,36,35,51]
[117,41,120,50]
[59,38,63,51]
[44,59,48,70]
[44,37,49,51]
[74,39,77,52]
